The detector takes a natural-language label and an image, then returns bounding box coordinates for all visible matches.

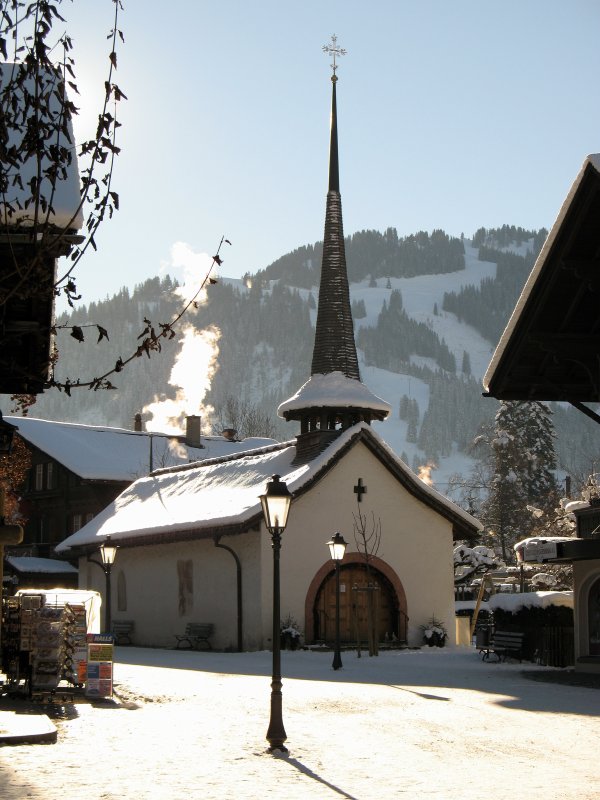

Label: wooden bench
[480,630,524,662]
[175,623,214,650]
[111,620,134,645]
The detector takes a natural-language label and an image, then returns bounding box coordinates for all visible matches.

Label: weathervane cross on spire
[322,34,346,80]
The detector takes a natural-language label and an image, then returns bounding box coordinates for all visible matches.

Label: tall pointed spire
[311,36,359,379]
[278,36,390,462]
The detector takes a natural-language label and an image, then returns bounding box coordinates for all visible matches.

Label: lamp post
[259,474,292,753]
[88,536,118,633]
[327,532,347,670]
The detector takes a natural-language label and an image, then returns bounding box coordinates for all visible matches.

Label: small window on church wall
[177,560,193,617]
[588,577,600,656]
[117,570,127,612]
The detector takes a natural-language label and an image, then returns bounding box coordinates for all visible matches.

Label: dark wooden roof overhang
[545,538,600,563]
[282,404,388,424]
[0,231,85,394]
[485,158,600,411]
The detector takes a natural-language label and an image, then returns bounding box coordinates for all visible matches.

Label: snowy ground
[2,646,599,800]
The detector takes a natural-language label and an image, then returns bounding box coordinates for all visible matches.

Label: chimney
[134,413,143,432]
[222,428,238,442]
[186,415,202,448]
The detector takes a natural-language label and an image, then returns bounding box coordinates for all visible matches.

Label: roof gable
[57,423,480,552]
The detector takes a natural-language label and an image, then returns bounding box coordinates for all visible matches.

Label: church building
[57,45,480,650]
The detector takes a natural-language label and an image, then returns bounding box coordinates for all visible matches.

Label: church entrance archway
[306,555,407,645]
[588,575,600,656]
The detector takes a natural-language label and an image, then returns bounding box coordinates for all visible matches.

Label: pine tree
[481,401,559,562]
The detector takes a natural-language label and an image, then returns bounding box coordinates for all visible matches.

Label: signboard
[85,633,114,699]
[523,540,558,562]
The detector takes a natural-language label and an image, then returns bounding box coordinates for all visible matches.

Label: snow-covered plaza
[2,646,599,800]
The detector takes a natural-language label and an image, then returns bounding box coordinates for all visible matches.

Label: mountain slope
[9,225,587,499]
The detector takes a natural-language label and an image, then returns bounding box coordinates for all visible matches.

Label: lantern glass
[99,537,118,566]
[260,475,291,532]
[327,532,347,562]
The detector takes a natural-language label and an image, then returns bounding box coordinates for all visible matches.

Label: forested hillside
[9,223,596,487]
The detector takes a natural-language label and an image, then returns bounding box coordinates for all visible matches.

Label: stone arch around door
[576,569,600,661]
[304,554,408,645]
[585,572,600,657]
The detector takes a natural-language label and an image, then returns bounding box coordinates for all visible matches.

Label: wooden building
[484,153,600,672]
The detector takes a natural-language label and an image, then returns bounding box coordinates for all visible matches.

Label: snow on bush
[487,591,573,613]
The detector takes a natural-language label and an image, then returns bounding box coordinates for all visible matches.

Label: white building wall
[79,440,458,650]
[79,531,264,650]
[263,442,456,647]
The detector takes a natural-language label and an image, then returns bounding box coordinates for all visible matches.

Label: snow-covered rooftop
[8,415,276,482]
[484,153,600,392]
[0,64,83,231]
[5,556,77,574]
[278,371,391,417]
[56,422,481,553]
[564,500,590,514]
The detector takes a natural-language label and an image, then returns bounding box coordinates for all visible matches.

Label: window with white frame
[34,463,44,491]
[46,462,54,490]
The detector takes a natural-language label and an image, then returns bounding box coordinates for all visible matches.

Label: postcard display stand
[1,594,88,697]
[85,634,114,699]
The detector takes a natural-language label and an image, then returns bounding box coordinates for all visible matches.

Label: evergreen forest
[9,224,599,493]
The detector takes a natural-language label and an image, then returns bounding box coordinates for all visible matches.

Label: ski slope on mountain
[350,243,505,491]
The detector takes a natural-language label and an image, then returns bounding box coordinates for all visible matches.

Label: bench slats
[111,620,134,645]
[480,630,524,662]
[175,623,214,650]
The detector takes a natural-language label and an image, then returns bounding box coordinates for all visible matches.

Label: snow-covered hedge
[487,591,573,613]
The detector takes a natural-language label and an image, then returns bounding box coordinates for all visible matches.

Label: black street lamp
[259,474,292,753]
[327,532,347,670]
[88,536,118,634]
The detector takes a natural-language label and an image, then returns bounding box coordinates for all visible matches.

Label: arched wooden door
[313,564,406,645]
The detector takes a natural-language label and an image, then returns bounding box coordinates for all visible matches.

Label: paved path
[1,648,599,800]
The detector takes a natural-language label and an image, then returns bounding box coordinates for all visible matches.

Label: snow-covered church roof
[9,415,276,483]
[278,372,391,417]
[56,422,481,554]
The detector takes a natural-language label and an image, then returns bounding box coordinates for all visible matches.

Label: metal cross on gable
[353,477,367,502]
[322,34,347,77]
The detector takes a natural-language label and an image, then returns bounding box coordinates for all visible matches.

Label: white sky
[56,1,600,305]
